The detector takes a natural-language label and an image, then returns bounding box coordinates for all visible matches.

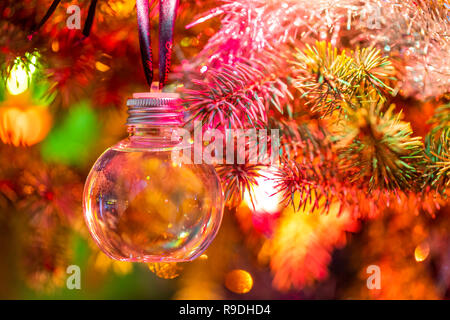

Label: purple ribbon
[136,0,154,87]
[136,0,179,89]
[159,0,179,89]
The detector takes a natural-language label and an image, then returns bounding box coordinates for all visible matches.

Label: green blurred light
[0,78,5,102]
[41,101,100,166]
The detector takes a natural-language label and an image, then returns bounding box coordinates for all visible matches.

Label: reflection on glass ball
[83,144,223,262]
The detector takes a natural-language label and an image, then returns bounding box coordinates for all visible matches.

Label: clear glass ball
[83,136,223,262]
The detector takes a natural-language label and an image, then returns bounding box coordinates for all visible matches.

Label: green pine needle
[291,41,395,117]
[332,97,423,192]
[424,125,450,193]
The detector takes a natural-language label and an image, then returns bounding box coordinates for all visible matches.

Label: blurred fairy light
[258,195,359,291]
[0,93,52,147]
[99,0,136,17]
[243,168,282,214]
[224,269,253,294]
[6,53,39,96]
[6,61,29,95]
[237,167,283,235]
[95,61,110,72]
[94,251,133,275]
[41,101,100,165]
[415,242,430,262]
[51,40,60,52]
[28,54,38,74]
[180,37,190,47]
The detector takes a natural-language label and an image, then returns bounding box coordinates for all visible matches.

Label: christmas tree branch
[291,41,394,117]
[424,104,450,193]
[183,60,292,129]
[331,94,423,192]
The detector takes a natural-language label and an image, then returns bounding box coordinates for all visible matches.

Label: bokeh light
[5,53,39,96]
[258,194,359,291]
[94,251,133,275]
[41,101,100,166]
[243,168,282,214]
[0,94,52,146]
[224,269,253,294]
[6,61,29,95]
[415,242,430,262]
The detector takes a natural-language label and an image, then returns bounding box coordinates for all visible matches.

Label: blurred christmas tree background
[0,0,449,299]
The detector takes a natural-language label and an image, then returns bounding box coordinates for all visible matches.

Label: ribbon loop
[136,0,154,88]
[159,0,179,89]
[136,0,179,89]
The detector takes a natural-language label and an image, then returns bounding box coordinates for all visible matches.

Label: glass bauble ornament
[83,92,223,262]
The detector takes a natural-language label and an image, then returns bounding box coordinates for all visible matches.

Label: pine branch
[273,158,336,214]
[216,163,265,208]
[424,128,450,193]
[269,117,328,161]
[428,103,450,134]
[183,61,291,129]
[332,96,423,192]
[273,152,386,218]
[424,104,450,193]
[269,123,355,215]
[291,41,394,117]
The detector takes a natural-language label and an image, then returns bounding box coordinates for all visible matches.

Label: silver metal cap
[126,92,183,126]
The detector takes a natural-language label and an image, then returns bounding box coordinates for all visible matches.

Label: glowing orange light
[414,242,430,262]
[94,252,133,275]
[204,28,215,36]
[258,194,359,291]
[180,37,192,47]
[0,96,52,146]
[51,40,60,52]
[95,61,110,72]
[224,269,253,294]
[102,1,135,16]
